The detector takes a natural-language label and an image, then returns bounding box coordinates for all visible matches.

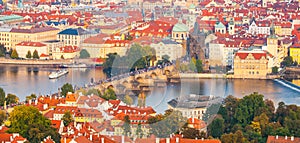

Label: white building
[248,21,271,35]
[150,39,185,61]
[15,42,48,59]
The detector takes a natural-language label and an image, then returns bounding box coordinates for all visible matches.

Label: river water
[0,65,299,113]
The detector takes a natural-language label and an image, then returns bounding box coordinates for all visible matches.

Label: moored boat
[49,69,68,79]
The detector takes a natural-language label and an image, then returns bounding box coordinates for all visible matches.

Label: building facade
[234,50,273,79]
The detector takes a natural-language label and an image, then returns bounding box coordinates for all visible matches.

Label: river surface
[0,65,299,113]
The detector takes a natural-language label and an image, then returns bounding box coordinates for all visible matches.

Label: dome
[172,23,189,32]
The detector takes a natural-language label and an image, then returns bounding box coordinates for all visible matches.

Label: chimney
[122,135,125,143]
[291,136,294,141]
[202,138,204,141]
[101,138,105,143]
[29,99,32,105]
[176,137,179,143]
[276,135,278,139]
[166,138,170,143]
[90,134,93,141]
[64,137,67,143]
[155,138,160,143]
[285,136,288,140]
[192,117,194,123]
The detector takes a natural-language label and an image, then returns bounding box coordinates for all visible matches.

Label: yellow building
[234,50,274,79]
[10,27,60,50]
[289,44,300,64]
[0,27,12,51]
[74,108,104,123]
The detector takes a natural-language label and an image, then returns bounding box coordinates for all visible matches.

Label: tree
[272,66,279,74]
[234,92,266,126]
[103,53,118,77]
[203,103,222,122]
[26,50,32,59]
[136,123,143,138]
[281,56,293,67]
[102,88,116,100]
[208,117,225,138]
[79,49,90,59]
[11,49,18,59]
[62,111,74,127]
[148,110,186,138]
[0,88,5,106]
[124,95,133,105]
[0,110,7,125]
[188,59,196,72]
[6,93,18,105]
[61,83,74,97]
[86,88,101,96]
[33,50,39,59]
[8,105,60,143]
[122,115,131,136]
[195,59,203,73]
[26,94,37,102]
[0,44,5,57]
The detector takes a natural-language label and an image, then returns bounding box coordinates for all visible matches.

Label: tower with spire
[267,21,279,66]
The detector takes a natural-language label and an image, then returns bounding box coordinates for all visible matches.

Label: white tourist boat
[60,63,90,68]
[49,69,69,79]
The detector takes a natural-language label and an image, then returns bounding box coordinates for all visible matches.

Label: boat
[49,69,69,79]
[60,63,90,68]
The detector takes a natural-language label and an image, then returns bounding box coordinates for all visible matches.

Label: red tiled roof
[16,42,46,47]
[267,136,300,143]
[60,46,80,53]
[10,26,58,33]
[83,33,109,44]
[235,51,271,60]
[66,92,78,102]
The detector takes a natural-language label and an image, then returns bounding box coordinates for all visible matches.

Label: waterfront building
[41,40,63,58]
[150,39,185,61]
[10,27,60,50]
[52,45,80,59]
[289,43,300,64]
[58,27,97,47]
[81,34,109,58]
[0,26,13,51]
[167,94,221,120]
[15,42,48,59]
[233,50,274,79]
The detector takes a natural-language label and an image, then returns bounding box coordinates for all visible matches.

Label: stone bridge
[94,65,177,95]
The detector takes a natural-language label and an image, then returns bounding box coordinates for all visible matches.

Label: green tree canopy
[101,88,116,100]
[62,111,74,127]
[148,109,187,138]
[86,88,101,96]
[11,49,18,59]
[0,110,7,125]
[208,117,225,138]
[26,50,32,59]
[0,44,6,57]
[122,115,131,136]
[26,94,37,102]
[61,83,74,97]
[195,59,203,73]
[6,93,18,105]
[79,49,90,59]
[8,105,60,143]
[0,87,5,106]
[33,50,39,59]
[123,95,133,105]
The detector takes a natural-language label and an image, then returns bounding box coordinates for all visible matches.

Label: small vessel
[60,63,89,68]
[49,69,69,79]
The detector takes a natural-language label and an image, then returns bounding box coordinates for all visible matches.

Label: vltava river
[0,65,299,113]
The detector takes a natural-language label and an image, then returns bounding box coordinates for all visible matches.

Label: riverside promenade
[0,58,95,67]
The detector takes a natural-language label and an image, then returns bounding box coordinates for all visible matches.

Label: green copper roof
[172,23,189,32]
[215,22,226,29]
[0,15,23,21]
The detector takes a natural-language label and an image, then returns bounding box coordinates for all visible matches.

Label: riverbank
[178,73,280,79]
[0,58,98,67]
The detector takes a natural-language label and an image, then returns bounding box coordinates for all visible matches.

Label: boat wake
[274,79,300,93]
